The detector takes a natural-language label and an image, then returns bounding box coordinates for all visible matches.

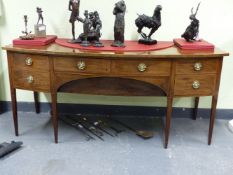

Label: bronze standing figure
[181,3,201,42]
[92,11,103,47]
[35,7,46,37]
[36,7,44,25]
[111,0,126,47]
[69,0,80,41]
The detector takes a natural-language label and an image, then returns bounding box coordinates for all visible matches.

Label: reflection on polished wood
[2,43,229,148]
[3,43,228,58]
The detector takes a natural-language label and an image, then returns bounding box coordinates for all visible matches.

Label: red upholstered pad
[13,35,57,46]
[55,39,174,52]
[173,38,215,50]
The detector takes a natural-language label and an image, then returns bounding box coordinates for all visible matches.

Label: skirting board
[0,101,233,119]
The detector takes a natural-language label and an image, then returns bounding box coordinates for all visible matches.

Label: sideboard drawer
[111,60,171,76]
[13,70,50,92]
[176,59,218,75]
[174,75,216,96]
[13,53,49,71]
[54,57,111,74]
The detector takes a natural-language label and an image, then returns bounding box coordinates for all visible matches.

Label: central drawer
[111,59,171,76]
[53,57,111,74]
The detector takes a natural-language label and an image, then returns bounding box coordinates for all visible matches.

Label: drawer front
[13,70,50,92]
[54,57,111,74]
[111,60,171,76]
[13,53,49,71]
[174,75,216,96]
[176,59,218,75]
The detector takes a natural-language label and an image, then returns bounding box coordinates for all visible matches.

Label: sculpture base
[13,35,57,46]
[19,34,35,40]
[111,41,125,48]
[76,32,100,43]
[173,38,215,50]
[34,24,46,37]
[138,39,157,45]
[80,40,91,47]
[68,39,104,47]
[56,39,174,52]
[93,41,104,47]
[68,39,79,43]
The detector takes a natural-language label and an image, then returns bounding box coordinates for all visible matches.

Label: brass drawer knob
[138,63,147,72]
[194,62,202,71]
[27,75,34,84]
[192,80,200,89]
[77,61,86,70]
[25,57,33,66]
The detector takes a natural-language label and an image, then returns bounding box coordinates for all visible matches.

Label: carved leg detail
[51,93,58,143]
[208,95,218,145]
[164,97,173,149]
[34,92,40,114]
[193,97,199,120]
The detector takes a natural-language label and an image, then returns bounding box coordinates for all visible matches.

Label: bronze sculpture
[76,10,104,47]
[36,7,44,25]
[111,0,126,47]
[69,0,80,41]
[181,3,201,42]
[92,11,103,47]
[135,5,162,45]
[20,15,34,40]
[77,10,92,46]
[35,7,46,37]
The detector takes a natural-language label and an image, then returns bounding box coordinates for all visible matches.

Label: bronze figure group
[76,10,103,47]
[20,1,202,45]
[67,1,202,47]
[68,0,103,47]
[20,7,46,39]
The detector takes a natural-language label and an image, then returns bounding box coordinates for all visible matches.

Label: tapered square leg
[10,88,18,136]
[7,53,19,136]
[208,95,218,145]
[51,93,58,143]
[193,97,199,120]
[34,92,40,114]
[164,97,173,149]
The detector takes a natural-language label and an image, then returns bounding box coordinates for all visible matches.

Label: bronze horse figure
[135,5,162,44]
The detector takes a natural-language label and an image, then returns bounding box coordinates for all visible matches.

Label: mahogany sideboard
[2,44,229,148]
